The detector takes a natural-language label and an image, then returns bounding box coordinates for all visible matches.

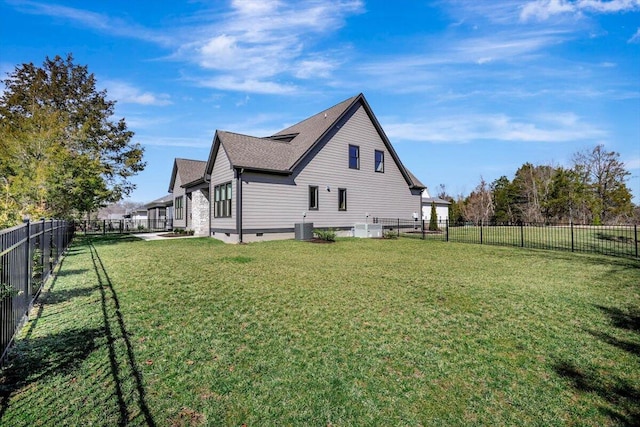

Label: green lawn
[1,236,639,426]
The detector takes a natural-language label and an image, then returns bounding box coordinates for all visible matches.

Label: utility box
[353,223,382,238]
[294,222,314,240]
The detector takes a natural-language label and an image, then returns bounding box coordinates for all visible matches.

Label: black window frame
[349,144,360,170]
[175,196,184,220]
[375,150,384,173]
[308,185,319,210]
[214,182,232,218]
[338,188,347,211]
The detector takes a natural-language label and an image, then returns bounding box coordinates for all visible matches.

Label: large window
[338,188,347,211]
[349,145,359,169]
[309,185,319,210]
[375,150,384,173]
[175,196,184,220]
[214,182,232,218]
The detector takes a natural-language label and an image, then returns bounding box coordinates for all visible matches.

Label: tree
[0,54,145,225]
[462,177,494,225]
[491,176,517,224]
[510,163,556,223]
[428,202,439,231]
[572,145,633,224]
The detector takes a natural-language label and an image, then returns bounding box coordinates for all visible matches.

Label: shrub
[429,202,439,231]
[313,228,336,242]
[383,229,397,239]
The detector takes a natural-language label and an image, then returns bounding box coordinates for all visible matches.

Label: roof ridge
[273,94,360,136]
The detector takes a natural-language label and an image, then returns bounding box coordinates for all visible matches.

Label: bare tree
[463,177,494,225]
[573,145,632,224]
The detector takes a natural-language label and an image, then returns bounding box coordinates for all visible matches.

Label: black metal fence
[76,219,172,235]
[374,218,639,259]
[0,219,75,366]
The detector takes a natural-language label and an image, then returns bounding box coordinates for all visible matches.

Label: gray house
[144,194,173,227]
[199,93,425,243]
[168,158,208,234]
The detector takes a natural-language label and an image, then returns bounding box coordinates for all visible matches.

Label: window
[175,196,184,220]
[309,186,319,210]
[375,150,384,173]
[338,188,347,211]
[214,182,232,218]
[349,145,359,169]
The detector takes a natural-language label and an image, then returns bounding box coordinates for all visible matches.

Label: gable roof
[205,94,425,189]
[145,193,173,207]
[168,158,207,192]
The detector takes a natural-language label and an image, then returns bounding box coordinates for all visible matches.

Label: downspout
[236,168,243,243]
[204,173,211,237]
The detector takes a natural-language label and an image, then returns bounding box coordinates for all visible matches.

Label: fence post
[23,219,31,311]
[571,221,575,253]
[635,224,638,259]
[480,221,483,245]
[520,222,524,247]
[446,219,449,242]
[422,219,425,240]
[397,219,400,237]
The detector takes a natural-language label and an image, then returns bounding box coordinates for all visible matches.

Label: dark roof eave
[235,165,292,175]
[182,177,206,188]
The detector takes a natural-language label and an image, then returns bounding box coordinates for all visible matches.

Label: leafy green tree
[510,163,556,223]
[491,175,518,224]
[0,54,145,225]
[428,201,438,231]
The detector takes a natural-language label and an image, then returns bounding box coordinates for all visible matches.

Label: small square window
[338,188,347,211]
[349,145,359,169]
[375,150,384,173]
[309,186,319,210]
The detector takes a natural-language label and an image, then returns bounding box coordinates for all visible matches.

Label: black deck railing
[1,219,75,366]
[374,218,639,259]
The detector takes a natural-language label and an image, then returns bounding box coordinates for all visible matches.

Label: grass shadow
[554,303,640,426]
[0,326,103,421]
[75,235,143,247]
[88,241,156,426]
[553,361,640,426]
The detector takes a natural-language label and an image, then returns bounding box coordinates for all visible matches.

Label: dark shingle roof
[144,194,173,208]
[215,95,359,173]
[168,158,207,192]
[206,94,425,189]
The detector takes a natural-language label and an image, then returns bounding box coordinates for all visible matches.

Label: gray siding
[209,145,236,231]
[242,105,421,230]
[172,173,187,229]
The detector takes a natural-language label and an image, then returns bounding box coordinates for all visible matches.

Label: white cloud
[383,113,607,144]
[8,0,171,45]
[198,76,297,95]
[520,0,640,21]
[629,28,640,42]
[105,81,172,106]
[175,0,363,92]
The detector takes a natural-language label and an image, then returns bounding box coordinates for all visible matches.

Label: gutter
[235,168,243,243]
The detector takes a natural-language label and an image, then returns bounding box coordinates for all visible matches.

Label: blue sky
[2,0,639,204]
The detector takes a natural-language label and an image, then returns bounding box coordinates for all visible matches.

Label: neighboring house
[168,159,208,235]
[144,194,174,230]
[422,188,451,224]
[125,207,148,221]
[199,93,425,243]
